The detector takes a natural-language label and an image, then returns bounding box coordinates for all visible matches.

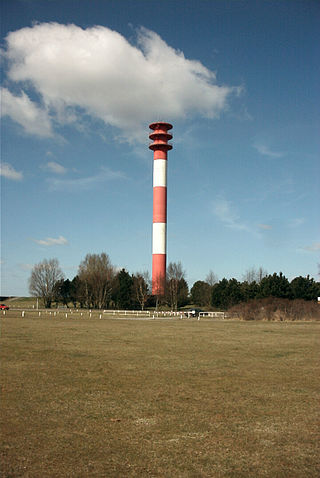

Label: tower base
[152,254,166,296]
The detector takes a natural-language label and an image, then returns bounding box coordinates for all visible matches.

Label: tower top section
[149,121,173,131]
[149,121,173,152]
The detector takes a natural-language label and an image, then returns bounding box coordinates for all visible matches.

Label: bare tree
[29,258,64,308]
[242,267,257,284]
[257,266,268,283]
[78,253,115,309]
[205,270,218,286]
[242,266,268,284]
[166,261,186,311]
[133,271,151,310]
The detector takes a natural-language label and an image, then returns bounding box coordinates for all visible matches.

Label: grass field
[1,314,319,477]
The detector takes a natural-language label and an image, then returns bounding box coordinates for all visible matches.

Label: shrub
[228,298,320,321]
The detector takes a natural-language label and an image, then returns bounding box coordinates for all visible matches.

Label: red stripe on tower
[149,122,173,296]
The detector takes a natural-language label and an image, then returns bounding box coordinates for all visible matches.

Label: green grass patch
[1,316,319,477]
[5,296,40,308]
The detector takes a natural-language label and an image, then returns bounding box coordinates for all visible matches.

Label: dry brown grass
[1,314,319,477]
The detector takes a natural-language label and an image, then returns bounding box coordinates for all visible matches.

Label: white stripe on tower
[152,222,166,254]
[153,159,167,187]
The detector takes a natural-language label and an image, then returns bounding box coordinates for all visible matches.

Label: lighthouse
[149,121,173,296]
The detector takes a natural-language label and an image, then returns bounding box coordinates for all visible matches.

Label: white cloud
[212,198,250,232]
[258,223,272,230]
[47,166,126,192]
[2,23,238,142]
[302,243,320,252]
[46,161,67,174]
[1,87,53,137]
[18,263,33,271]
[33,235,68,246]
[0,162,23,180]
[253,142,285,158]
[288,218,305,228]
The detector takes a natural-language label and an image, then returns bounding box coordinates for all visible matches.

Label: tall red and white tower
[149,121,173,296]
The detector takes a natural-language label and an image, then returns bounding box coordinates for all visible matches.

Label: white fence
[103,309,185,319]
[4,308,225,320]
[198,311,225,319]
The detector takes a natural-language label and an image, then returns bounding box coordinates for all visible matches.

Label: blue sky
[1,0,319,296]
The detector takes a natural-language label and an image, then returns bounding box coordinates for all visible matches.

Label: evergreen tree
[114,269,134,309]
[226,278,244,307]
[59,279,72,307]
[241,280,259,302]
[177,278,189,308]
[259,272,291,299]
[211,278,244,309]
[191,280,211,306]
[70,275,85,308]
[290,275,320,300]
[211,279,229,309]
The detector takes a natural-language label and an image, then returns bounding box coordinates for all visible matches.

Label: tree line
[192,273,320,309]
[28,254,188,310]
[29,254,319,310]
